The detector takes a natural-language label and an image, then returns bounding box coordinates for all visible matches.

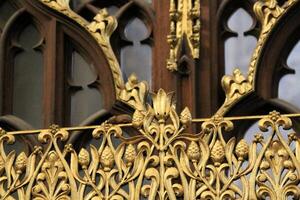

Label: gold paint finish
[217,68,252,116]
[119,74,149,111]
[217,0,298,116]
[167,0,200,71]
[249,0,297,84]
[6,0,300,199]
[1,91,300,199]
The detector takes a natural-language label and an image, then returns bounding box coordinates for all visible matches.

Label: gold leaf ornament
[100,146,115,171]
[78,148,90,169]
[187,141,201,162]
[235,139,249,161]
[124,144,137,166]
[211,140,225,166]
[42,0,70,9]
[132,110,144,128]
[120,73,148,111]
[15,152,28,173]
[180,107,192,125]
[269,110,280,122]
[152,89,174,122]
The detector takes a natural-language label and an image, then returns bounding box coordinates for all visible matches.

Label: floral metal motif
[119,74,149,111]
[217,68,252,116]
[217,0,298,116]
[7,0,300,199]
[1,88,300,199]
[167,0,200,71]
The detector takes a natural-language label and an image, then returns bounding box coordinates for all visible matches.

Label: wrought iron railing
[1,89,300,199]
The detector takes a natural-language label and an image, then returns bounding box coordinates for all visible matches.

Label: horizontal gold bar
[191,113,300,122]
[5,113,300,135]
[7,123,133,135]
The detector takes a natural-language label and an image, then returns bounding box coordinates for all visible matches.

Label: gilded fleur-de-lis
[49,124,60,135]
[152,89,174,122]
[269,110,280,122]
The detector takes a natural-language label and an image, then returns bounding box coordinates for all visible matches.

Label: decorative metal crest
[249,0,298,84]
[119,74,149,111]
[217,0,298,116]
[1,90,300,199]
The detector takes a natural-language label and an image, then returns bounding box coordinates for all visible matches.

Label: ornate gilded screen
[0,0,300,199]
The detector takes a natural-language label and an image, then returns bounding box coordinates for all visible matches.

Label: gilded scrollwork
[249,111,300,199]
[119,74,149,111]
[218,0,299,116]
[40,0,70,10]
[3,1,300,199]
[254,0,284,32]
[0,87,300,199]
[249,0,298,84]
[86,9,125,97]
[217,68,252,116]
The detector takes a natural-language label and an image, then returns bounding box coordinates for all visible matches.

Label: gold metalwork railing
[3,0,300,199]
[0,89,300,199]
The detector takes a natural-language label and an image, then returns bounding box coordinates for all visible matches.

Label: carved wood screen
[1,0,300,199]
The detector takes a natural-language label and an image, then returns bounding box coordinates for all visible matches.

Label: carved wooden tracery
[1,0,300,199]
[0,0,121,129]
